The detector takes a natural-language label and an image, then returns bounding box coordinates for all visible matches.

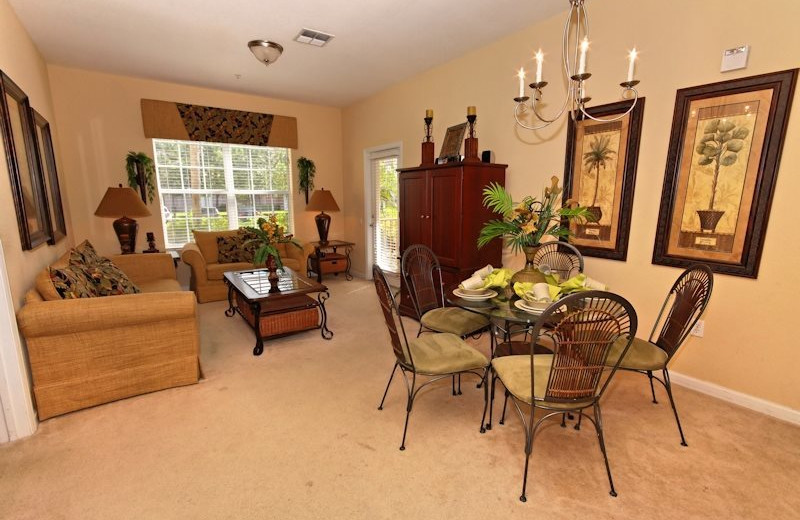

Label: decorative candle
[517,68,526,98]
[467,106,476,116]
[578,37,589,74]
[627,48,638,82]
[535,50,544,84]
[425,109,433,118]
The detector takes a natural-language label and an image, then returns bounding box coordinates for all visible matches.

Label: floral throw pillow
[70,240,104,266]
[217,230,258,263]
[84,262,141,296]
[49,265,99,299]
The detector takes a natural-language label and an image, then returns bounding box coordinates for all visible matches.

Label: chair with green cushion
[401,244,491,338]
[373,265,489,451]
[604,264,713,446]
[486,291,637,501]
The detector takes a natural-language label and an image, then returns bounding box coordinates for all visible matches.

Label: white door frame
[363,142,403,280]
[0,239,37,442]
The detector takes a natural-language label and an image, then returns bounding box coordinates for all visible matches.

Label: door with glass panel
[368,147,400,274]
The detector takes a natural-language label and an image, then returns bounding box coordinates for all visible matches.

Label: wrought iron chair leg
[458,373,463,395]
[400,373,417,451]
[574,413,582,431]
[592,404,617,497]
[480,367,490,433]
[520,434,534,502]
[663,368,688,447]
[452,375,457,396]
[378,362,399,410]
[560,413,566,428]
[647,370,658,404]
[500,390,510,425]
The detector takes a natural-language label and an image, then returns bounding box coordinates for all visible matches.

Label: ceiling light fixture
[513,0,640,130]
[248,40,284,66]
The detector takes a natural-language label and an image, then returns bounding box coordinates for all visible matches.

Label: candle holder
[421,115,435,165]
[464,113,479,163]
[466,114,477,138]
[423,116,433,143]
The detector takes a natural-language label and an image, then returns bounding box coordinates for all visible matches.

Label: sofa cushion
[84,261,141,296]
[193,230,239,264]
[49,265,99,299]
[137,279,183,293]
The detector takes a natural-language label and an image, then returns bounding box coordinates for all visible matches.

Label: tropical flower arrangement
[477,176,594,251]
[245,215,301,269]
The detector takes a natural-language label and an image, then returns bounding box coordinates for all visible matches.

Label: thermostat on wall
[721,45,749,72]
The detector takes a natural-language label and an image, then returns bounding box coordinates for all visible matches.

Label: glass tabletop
[447,289,548,326]
[224,267,327,302]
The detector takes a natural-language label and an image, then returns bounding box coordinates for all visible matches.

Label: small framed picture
[438,122,467,159]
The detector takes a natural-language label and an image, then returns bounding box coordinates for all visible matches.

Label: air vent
[294,28,334,47]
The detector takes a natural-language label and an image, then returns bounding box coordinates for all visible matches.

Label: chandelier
[513,0,640,130]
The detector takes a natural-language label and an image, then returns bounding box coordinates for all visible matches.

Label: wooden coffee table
[224,267,333,356]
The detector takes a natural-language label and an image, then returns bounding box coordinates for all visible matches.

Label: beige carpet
[1,278,799,519]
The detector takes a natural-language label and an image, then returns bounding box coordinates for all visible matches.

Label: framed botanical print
[653,69,798,278]
[563,98,645,260]
[0,71,52,250]
[32,109,67,243]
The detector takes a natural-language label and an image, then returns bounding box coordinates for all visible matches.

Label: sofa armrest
[17,291,196,338]
[301,242,317,261]
[110,253,177,284]
[181,243,208,284]
[287,241,310,266]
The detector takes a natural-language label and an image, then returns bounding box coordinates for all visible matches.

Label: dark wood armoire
[397,161,506,317]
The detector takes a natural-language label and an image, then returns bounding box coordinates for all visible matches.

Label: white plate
[514,299,548,314]
[453,288,498,301]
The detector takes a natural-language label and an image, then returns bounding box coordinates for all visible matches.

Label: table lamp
[306,188,339,245]
[94,185,152,254]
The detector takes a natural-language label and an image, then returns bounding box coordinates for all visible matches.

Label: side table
[306,240,355,283]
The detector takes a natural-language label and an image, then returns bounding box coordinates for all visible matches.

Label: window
[367,146,400,273]
[153,139,293,249]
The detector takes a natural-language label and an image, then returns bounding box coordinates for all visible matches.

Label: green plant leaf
[481,182,514,217]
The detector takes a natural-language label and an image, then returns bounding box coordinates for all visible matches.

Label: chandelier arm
[578,90,639,123]
[529,85,572,124]
[514,103,563,131]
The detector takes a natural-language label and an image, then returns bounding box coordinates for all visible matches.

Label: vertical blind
[369,148,400,273]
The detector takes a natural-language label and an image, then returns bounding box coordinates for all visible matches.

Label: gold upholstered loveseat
[180,230,311,303]
[17,249,200,420]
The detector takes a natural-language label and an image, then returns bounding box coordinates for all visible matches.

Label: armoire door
[399,171,430,255]
[429,169,461,267]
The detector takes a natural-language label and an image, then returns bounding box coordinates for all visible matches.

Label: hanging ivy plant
[297,156,316,204]
[126,151,156,204]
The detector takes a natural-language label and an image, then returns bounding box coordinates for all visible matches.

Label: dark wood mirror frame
[0,71,52,250]
[32,109,67,243]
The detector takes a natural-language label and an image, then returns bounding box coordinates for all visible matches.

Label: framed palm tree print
[563,98,645,260]
[652,70,797,278]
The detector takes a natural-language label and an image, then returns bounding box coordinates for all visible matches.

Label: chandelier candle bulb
[627,48,638,82]
[535,50,544,83]
[578,37,589,74]
[518,68,526,98]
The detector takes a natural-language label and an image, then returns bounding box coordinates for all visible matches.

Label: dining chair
[372,265,489,450]
[604,264,713,446]
[401,244,491,339]
[486,291,637,501]
[532,240,584,280]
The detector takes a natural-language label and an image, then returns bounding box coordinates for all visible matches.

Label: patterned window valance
[140,99,298,149]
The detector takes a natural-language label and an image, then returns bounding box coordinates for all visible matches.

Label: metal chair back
[401,244,444,319]
[532,291,637,405]
[373,265,413,369]
[532,241,584,280]
[649,264,714,360]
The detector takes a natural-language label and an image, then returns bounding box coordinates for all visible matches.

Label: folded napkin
[472,264,494,279]
[558,274,609,294]
[482,268,512,289]
[459,275,484,290]
[513,282,561,302]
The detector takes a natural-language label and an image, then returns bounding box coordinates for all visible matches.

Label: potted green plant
[478,176,593,284]
[695,118,749,232]
[297,156,316,204]
[126,151,156,204]
[244,214,302,292]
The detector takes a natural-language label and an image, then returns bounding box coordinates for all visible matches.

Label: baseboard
[669,371,800,426]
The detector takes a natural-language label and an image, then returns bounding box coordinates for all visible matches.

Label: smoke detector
[294,28,334,47]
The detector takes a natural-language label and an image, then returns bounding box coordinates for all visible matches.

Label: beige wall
[342,0,800,409]
[0,0,72,308]
[47,66,343,257]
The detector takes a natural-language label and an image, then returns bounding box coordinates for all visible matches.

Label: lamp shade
[306,189,340,212]
[248,40,284,65]
[94,187,152,218]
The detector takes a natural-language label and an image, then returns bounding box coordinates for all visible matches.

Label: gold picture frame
[438,122,467,159]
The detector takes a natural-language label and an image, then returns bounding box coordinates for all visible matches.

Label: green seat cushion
[605,336,668,371]
[492,355,593,409]
[421,307,490,336]
[407,333,488,375]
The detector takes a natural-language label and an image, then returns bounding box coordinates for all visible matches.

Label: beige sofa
[17,252,200,420]
[181,230,311,303]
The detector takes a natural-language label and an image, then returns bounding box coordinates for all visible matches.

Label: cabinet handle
[420,214,424,219]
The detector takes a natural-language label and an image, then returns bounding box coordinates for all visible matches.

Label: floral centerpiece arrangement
[477,176,594,284]
[244,215,302,290]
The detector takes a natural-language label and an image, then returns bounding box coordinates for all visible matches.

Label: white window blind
[153,139,293,249]
[369,148,400,273]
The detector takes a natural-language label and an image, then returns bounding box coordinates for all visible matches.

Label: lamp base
[113,216,139,254]
[315,212,331,245]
